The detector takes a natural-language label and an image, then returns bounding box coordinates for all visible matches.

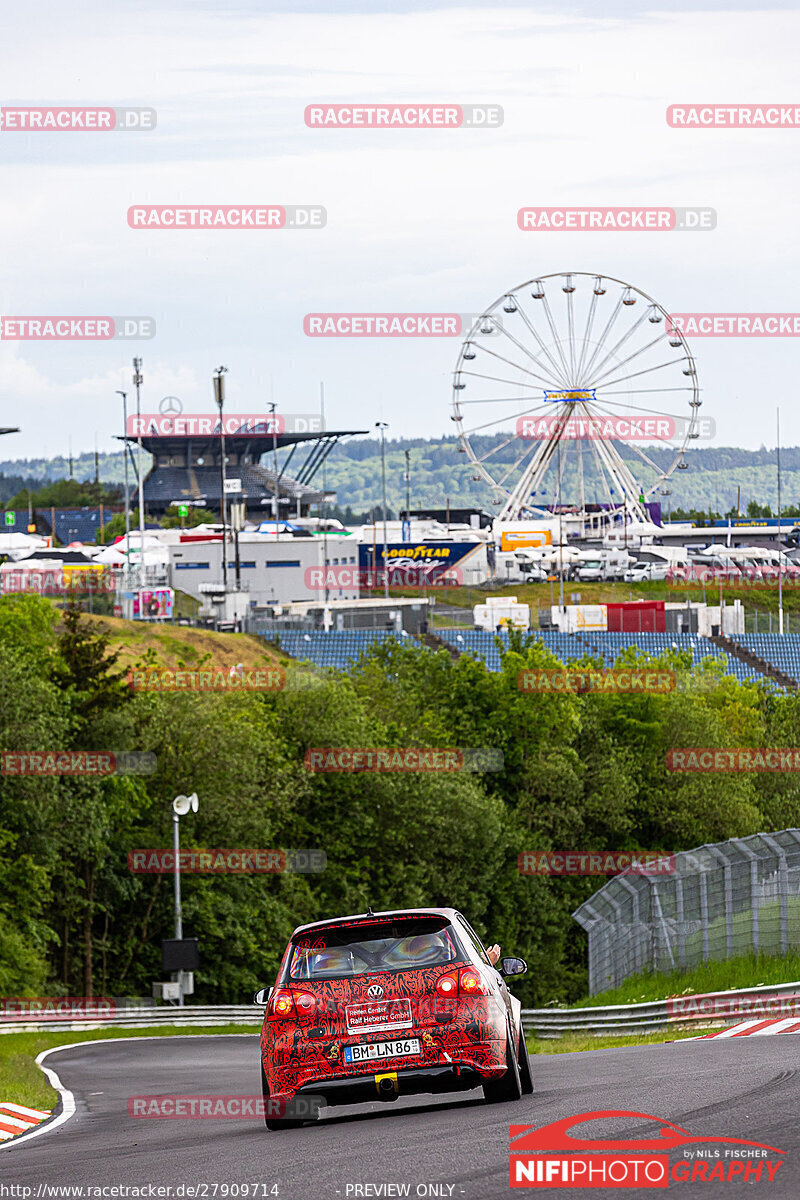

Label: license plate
[346,998,412,1034]
[343,1038,421,1064]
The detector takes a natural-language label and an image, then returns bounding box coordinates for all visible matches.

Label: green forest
[2,596,800,1008]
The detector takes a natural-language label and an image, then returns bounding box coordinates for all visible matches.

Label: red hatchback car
[256,907,532,1129]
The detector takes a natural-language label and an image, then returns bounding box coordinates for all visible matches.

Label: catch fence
[573,830,800,995]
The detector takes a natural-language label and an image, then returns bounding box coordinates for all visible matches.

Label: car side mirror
[500,956,527,978]
[254,986,273,1005]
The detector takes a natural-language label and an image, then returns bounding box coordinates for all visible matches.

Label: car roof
[290,907,460,939]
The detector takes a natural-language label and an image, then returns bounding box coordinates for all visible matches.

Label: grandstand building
[121,422,366,519]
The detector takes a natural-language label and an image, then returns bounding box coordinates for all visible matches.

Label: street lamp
[172,792,198,1006]
[376,422,389,599]
[116,390,130,589]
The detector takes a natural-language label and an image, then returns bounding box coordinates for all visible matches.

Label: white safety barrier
[521,979,800,1038]
[1,981,798,1039]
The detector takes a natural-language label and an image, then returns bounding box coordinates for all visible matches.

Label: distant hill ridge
[0,438,793,515]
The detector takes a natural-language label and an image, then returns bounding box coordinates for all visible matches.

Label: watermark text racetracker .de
[127,667,286,692]
[304,103,502,128]
[667,565,800,588]
[0,106,155,130]
[304,747,504,772]
[517,206,716,231]
[516,414,714,443]
[126,413,324,437]
[518,669,676,694]
[667,104,800,127]
[128,848,326,874]
[518,851,675,876]
[1,568,118,594]
[305,566,463,591]
[667,313,800,336]
[127,206,325,229]
[0,752,156,776]
[667,748,800,772]
[0,997,115,1020]
[1,317,154,340]
[303,313,503,336]
[128,1095,323,1121]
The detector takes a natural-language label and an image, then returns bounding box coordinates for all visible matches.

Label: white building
[167,533,360,610]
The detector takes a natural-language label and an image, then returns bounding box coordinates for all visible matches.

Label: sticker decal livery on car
[257,907,529,1125]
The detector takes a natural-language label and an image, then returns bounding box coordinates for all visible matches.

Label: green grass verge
[1,1020,708,1114]
[525,1029,705,1054]
[0,1024,259,1111]
[570,951,800,1008]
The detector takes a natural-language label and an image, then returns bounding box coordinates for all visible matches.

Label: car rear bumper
[282,1063,485,1108]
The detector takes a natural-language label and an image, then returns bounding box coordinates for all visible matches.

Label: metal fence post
[732,837,760,954]
[675,874,686,968]
[707,845,734,959]
[699,868,710,962]
[650,880,676,971]
[760,834,789,954]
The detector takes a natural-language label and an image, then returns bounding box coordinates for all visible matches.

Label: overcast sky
[0,0,797,463]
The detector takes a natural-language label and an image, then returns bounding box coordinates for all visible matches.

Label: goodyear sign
[358,542,477,582]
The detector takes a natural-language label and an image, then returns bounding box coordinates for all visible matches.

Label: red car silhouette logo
[510,1110,784,1155]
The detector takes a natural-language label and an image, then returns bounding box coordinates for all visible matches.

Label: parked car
[624,561,670,583]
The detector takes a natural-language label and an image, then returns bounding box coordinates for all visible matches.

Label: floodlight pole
[376,422,389,598]
[132,360,145,590]
[404,449,411,530]
[214,367,229,590]
[116,390,130,588]
[269,401,280,532]
[778,408,784,635]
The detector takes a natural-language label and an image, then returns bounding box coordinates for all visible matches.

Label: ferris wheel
[451,272,701,523]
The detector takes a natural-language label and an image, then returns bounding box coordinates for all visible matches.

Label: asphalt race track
[3,1034,799,1197]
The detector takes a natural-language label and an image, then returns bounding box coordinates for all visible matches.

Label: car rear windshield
[284,917,466,981]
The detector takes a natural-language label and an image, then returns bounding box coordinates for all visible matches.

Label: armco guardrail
[1,981,798,1037]
[0,1005,265,1034]
[522,979,800,1038]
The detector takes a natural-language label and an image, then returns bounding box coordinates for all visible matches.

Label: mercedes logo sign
[159,395,183,415]
[367,984,384,999]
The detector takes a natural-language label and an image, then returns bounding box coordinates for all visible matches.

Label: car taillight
[436,972,459,996]
[269,988,319,1019]
[459,968,486,994]
[435,968,488,997]
[270,988,296,1018]
[293,990,318,1016]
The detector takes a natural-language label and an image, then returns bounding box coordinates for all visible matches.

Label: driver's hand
[486,944,501,966]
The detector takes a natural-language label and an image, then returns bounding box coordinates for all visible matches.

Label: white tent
[0,532,51,560]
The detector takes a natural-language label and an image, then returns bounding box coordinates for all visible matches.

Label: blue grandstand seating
[439,628,778,687]
[729,634,800,685]
[258,625,795,689]
[258,628,401,671]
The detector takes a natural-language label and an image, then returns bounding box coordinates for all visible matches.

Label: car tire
[261,1062,303,1131]
[517,1027,534,1095]
[482,1019,523,1104]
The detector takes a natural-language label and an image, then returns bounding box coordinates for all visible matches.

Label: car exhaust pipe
[376,1074,399,1101]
